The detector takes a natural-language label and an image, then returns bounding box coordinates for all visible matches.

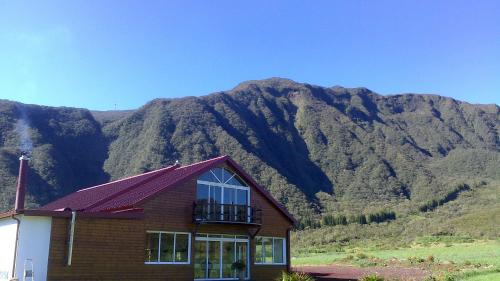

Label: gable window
[254,236,286,265]
[145,231,191,264]
[195,168,250,223]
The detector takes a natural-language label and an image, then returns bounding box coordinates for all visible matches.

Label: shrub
[276,271,314,281]
[360,274,385,281]
[356,252,369,259]
[408,256,425,264]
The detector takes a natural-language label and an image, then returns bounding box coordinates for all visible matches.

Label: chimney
[14,153,29,212]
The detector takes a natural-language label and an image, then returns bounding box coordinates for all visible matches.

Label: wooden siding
[46,165,292,281]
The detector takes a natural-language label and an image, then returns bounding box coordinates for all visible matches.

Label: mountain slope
[0,79,498,222]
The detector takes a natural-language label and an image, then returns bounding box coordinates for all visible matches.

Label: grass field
[293,240,500,280]
[464,272,500,281]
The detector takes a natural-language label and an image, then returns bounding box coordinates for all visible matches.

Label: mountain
[1,78,499,223]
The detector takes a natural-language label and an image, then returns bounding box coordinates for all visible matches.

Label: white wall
[0,218,17,280]
[15,216,52,281]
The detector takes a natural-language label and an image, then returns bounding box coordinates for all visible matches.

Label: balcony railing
[193,202,262,225]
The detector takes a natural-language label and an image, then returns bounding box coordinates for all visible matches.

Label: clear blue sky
[0,0,499,110]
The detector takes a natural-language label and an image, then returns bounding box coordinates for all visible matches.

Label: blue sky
[0,0,499,110]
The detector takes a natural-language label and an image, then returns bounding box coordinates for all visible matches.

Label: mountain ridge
[0,78,498,223]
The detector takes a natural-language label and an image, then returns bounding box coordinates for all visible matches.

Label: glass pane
[273,238,284,264]
[235,190,248,222]
[263,238,273,263]
[211,168,223,183]
[222,241,235,278]
[194,240,207,279]
[236,189,248,205]
[222,169,234,183]
[236,242,248,278]
[160,233,174,262]
[223,188,234,221]
[235,205,247,222]
[199,171,218,182]
[175,234,189,262]
[210,186,222,204]
[226,174,247,186]
[210,186,222,220]
[254,237,263,263]
[145,233,159,262]
[223,188,235,204]
[196,184,209,204]
[208,240,221,279]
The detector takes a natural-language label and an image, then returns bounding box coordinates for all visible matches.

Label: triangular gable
[38,155,296,224]
[132,156,297,224]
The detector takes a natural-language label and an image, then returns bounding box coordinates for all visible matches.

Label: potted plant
[231,260,246,280]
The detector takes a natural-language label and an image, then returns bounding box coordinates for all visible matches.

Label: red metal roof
[37,155,296,223]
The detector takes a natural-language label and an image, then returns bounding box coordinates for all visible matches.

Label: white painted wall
[15,216,52,281]
[0,218,17,281]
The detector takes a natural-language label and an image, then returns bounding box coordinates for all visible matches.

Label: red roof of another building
[37,155,296,223]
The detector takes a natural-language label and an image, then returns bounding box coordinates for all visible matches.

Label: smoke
[14,105,33,154]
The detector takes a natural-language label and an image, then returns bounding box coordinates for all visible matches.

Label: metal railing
[193,202,262,225]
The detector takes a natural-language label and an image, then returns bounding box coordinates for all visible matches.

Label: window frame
[254,236,287,265]
[196,168,251,222]
[145,231,192,265]
[194,233,250,280]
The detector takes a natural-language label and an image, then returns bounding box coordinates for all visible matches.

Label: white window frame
[254,236,286,265]
[197,168,251,222]
[194,234,250,280]
[145,231,192,265]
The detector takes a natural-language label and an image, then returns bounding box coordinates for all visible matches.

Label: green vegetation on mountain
[0,78,498,233]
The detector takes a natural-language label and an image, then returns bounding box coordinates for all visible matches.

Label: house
[0,154,296,281]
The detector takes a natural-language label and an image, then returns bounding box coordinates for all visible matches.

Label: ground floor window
[194,234,249,280]
[254,236,286,265]
[145,231,191,264]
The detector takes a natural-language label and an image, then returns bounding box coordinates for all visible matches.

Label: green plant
[231,260,246,272]
[276,271,314,281]
[408,256,425,264]
[356,252,369,259]
[360,274,385,281]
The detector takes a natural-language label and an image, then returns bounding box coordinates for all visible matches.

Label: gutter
[67,211,76,266]
[286,227,291,273]
[11,214,21,279]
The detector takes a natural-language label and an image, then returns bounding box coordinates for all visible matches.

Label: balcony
[193,202,262,226]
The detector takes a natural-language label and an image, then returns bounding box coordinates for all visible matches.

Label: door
[194,234,249,280]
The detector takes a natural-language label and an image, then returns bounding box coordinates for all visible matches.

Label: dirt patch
[295,265,431,281]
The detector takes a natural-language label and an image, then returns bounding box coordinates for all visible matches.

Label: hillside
[0,78,499,224]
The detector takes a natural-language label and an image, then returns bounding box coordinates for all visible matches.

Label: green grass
[366,241,500,267]
[293,240,500,266]
[293,240,500,280]
[462,271,500,281]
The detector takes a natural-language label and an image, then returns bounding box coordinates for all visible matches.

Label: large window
[196,168,250,222]
[145,231,191,264]
[254,236,286,265]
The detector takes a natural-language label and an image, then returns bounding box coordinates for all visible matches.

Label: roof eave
[16,209,145,219]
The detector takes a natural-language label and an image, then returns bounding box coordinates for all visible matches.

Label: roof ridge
[83,164,180,211]
[132,156,229,206]
[177,155,228,169]
[78,164,178,192]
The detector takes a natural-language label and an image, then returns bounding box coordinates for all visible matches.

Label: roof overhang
[0,208,145,220]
